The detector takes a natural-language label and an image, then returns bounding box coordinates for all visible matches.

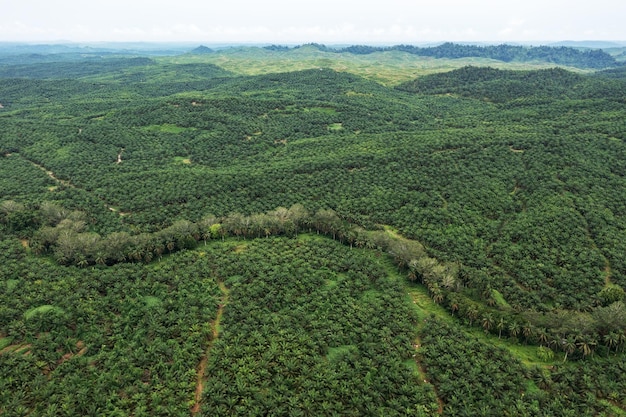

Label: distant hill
[0,42,196,59]
[0,57,155,79]
[549,40,626,48]
[1,42,621,69]
[262,44,291,52]
[396,65,626,103]
[190,45,213,54]
[278,42,620,69]
[594,66,626,79]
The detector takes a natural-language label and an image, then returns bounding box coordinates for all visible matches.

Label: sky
[1,0,625,44]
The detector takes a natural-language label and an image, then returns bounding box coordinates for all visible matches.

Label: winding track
[191,280,229,415]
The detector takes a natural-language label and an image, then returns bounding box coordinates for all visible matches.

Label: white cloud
[112,27,147,37]
[1,0,625,42]
[498,18,527,38]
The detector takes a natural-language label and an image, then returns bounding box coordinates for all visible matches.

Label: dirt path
[14,153,129,218]
[191,280,229,415]
[0,343,32,356]
[22,155,75,189]
[116,148,125,164]
[406,287,447,414]
[412,334,444,414]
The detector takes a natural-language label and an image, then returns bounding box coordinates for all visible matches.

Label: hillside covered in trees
[1,45,626,416]
[270,42,620,69]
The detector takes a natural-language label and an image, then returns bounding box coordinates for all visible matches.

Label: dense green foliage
[0,57,157,79]
[4,64,624,311]
[1,48,626,415]
[0,242,220,416]
[420,318,626,416]
[397,65,626,102]
[0,233,442,416]
[275,42,620,69]
[200,237,438,416]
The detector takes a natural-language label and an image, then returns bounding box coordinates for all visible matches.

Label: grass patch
[142,296,162,308]
[324,278,338,288]
[406,284,455,324]
[360,289,383,304]
[599,400,626,416]
[345,91,373,97]
[491,289,511,309]
[55,147,71,159]
[0,337,14,350]
[323,270,345,288]
[403,272,552,366]
[24,305,65,320]
[403,358,421,376]
[306,106,337,115]
[6,279,19,292]
[143,124,193,134]
[508,342,549,364]
[232,243,247,254]
[525,379,541,395]
[326,345,357,362]
[173,156,192,164]
[328,123,343,131]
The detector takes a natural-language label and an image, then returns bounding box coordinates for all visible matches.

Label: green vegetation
[174,44,605,85]
[284,42,619,69]
[199,237,438,416]
[1,44,626,415]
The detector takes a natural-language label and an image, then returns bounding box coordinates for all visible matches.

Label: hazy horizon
[2,0,626,44]
[2,39,626,45]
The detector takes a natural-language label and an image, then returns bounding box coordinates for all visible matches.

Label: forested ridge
[266,42,621,69]
[1,50,626,416]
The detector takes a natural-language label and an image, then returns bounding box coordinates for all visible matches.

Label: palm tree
[465,306,479,327]
[496,317,505,339]
[536,327,549,346]
[522,322,534,344]
[76,255,89,268]
[603,331,620,354]
[561,336,576,362]
[448,294,460,316]
[618,331,626,353]
[429,283,444,304]
[482,313,494,334]
[508,321,521,340]
[94,251,107,265]
[576,334,596,358]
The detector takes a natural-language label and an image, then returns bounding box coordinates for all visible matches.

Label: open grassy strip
[405,282,560,366]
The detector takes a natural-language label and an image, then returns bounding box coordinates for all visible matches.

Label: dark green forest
[1,44,626,416]
[269,42,620,69]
